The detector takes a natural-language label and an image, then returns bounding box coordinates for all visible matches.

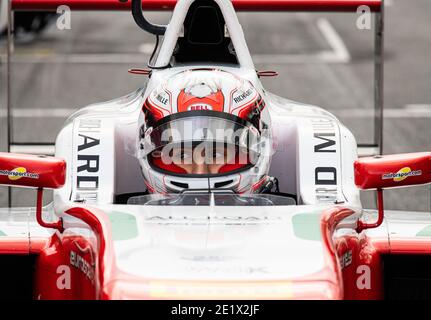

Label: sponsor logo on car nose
[382,167,422,182]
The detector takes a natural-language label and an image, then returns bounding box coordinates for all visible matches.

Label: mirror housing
[0,152,66,232]
[355,152,431,190]
[354,152,431,233]
[0,152,66,189]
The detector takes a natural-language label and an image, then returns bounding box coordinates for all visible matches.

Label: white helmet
[137,69,273,194]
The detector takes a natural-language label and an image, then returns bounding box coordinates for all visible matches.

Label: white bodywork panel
[94,204,330,281]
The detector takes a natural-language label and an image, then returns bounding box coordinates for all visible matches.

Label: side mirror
[0,152,66,232]
[355,152,431,190]
[0,152,66,189]
[354,152,431,232]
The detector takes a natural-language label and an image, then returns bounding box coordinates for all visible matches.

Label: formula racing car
[1,0,431,300]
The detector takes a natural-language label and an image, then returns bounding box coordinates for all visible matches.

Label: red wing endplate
[12,0,382,12]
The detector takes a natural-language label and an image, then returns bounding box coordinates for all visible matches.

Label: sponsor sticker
[187,104,213,111]
[340,250,352,269]
[0,167,39,180]
[382,167,422,182]
[70,250,95,284]
[233,88,254,104]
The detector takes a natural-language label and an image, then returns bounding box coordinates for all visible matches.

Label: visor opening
[170,181,189,189]
[214,180,234,188]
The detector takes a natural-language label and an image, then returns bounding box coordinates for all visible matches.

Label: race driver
[137,69,276,195]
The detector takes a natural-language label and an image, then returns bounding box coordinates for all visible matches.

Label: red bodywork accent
[36,188,64,232]
[128,68,152,76]
[343,235,388,299]
[257,70,279,77]
[34,206,116,299]
[34,234,98,299]
[0,238,33,254]
[0,152,66,189]
[64,207,115,299]
[356,189,384,233]
[11,0,382,12]
[319,207,357,299]
[355,152,431,190]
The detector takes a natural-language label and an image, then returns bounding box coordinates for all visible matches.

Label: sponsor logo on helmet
[187,104,213,111]
[155,93,169,105]
[233,88,254,104]
[382,167,422,182]
[0,167,39,180]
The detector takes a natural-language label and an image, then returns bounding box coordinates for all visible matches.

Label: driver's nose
[190,149,211,174]
[192,163,210,174]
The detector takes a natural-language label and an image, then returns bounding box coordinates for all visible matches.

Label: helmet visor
[141,112,262,176]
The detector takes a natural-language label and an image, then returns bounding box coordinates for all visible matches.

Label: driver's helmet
[137,69,273,194]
